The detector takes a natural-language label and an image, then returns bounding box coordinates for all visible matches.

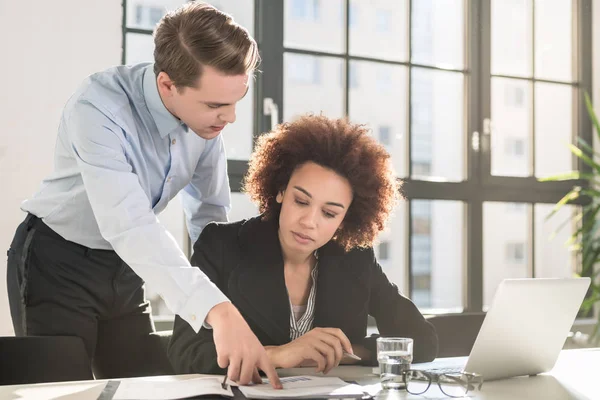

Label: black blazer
[168,216,438,374]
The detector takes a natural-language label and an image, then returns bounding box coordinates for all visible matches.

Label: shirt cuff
[177,285,230,333]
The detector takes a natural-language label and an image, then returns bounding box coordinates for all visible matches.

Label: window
[125,1,593,318]
[349,2,358,27]
[376,67,392,93]
[278,0,590,317]
[504,84,525,107]
[287,54,321,85]
[135,5,143,25]
[413,274,431,291]
[506,242,526,264]
[505,137,525,157]
[412,274,431,307]
[506,202,526,213]
[130,4,166,30]
[376,10,391,33]
[349,62,359,89]
[339,63,359,89]
[149,7,164,26]
[412,162,431,176]
[379,126,391,147]
[291,0,320,21]
[379,241,390,261]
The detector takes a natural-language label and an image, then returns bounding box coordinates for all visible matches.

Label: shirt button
[190,314,197,321]
[167,177,172,182]
[171,139,176,145]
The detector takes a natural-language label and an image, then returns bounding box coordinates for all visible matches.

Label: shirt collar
[143,64,182,138]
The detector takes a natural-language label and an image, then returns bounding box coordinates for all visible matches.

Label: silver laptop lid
[464,278,590,381]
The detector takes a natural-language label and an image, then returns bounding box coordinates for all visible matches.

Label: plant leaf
[584,92,600,143]
[568,144,600,175]
[545,188,582,221]
[576,137,600,160]
[539,171,597,182]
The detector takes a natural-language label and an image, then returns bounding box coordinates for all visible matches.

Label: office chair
[93,329,174,379]
[0,336,93,385]
[426,312,486,358]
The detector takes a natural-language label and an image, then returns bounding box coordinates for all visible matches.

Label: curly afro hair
[243,114,401,251]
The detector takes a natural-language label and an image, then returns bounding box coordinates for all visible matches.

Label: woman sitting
[168,115,438,375]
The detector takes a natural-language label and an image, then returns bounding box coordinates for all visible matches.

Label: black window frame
[122,0,593,316]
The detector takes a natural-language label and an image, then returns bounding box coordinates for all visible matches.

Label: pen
[343,351,361,361]
[221,375,228,390]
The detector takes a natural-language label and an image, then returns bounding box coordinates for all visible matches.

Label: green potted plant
[540,93,600,345]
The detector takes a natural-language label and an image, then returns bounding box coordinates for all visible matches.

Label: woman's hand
[266,328,354,374]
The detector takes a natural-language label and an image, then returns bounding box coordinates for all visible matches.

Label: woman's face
[277,162,353,258]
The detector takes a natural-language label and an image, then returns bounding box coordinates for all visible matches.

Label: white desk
[0,348,598,400]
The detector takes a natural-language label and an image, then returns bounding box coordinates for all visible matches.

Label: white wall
[0,0,122,335]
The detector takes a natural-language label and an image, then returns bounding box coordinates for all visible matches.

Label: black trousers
[6,214,167,378]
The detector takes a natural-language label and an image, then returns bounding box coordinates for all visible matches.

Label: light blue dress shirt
[22,63,230,332]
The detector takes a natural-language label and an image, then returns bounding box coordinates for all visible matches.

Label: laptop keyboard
[411,357,467,374]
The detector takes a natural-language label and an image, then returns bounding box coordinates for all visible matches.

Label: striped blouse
[289,259,319,341]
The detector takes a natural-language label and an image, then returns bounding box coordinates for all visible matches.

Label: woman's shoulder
[198,214,276,249]
[202,215,262,237]
[322,241,376,260]
[320,242,377,275]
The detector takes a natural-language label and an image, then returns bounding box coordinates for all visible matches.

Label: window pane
[491,0,532,77]
[284,0,345,54]
[534,83,573,177]
[378,204,408,297]
[411,0,464,69]
[534,0,573,81]
[284,53,344,121]
[229,192,260,222]
[208,0,256,160]
[349,61,408,177]
[483,202,530,308]
[411,68,464,181]
[209,0,254,35]
[348,0,408,62]
[411,200,464,310]
[491,77,532,177]
[126,0,182,30]
[534,204,578,278]
[125,33,155,64]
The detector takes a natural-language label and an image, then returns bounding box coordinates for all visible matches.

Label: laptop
[413,278,591,381]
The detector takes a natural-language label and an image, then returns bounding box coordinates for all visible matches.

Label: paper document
[238,375,366,399]
[111,376,233,400]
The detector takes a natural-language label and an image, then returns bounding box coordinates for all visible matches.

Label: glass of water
[376,337,413,390]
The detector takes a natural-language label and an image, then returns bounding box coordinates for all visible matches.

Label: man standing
[6,1,280,388]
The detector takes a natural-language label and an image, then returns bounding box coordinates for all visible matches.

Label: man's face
[157,66,249,139]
